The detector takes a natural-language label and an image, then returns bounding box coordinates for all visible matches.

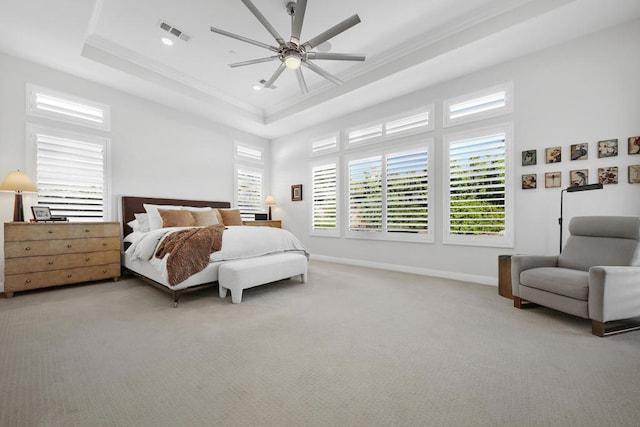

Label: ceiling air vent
[159,21,191,42]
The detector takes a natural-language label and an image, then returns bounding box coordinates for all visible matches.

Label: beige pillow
[159,209,195,228]
[219,209,243,226]
[192,209,220,226]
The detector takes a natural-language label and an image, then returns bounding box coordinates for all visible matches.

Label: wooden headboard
[121,196,231,237]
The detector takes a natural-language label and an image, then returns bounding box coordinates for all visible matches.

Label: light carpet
[1,260,639,427]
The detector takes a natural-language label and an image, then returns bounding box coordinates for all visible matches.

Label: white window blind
[346,107,434,147]
[444,83,513,127]
[311,136,338,155]
[386,148,429,234]
[446,131,508,241]
[27,84,110,130]
[236,168,263,221]
[386,111,430,135]
[347,124,383,145]
[311,163,338,232]
[348,156,383,232]
[35,132,107,221]
[236,144,263,163]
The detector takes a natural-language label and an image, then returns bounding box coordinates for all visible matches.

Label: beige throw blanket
[155,225,225,286]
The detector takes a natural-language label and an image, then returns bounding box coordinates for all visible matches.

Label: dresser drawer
[4,222,119,242]
[4,237,121,258]
[5,250,120,275]
[5,263,121,292]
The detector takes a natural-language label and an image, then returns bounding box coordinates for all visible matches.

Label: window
[26,84,111,131]
[28,126,109,221]
[311,161,339,236]
[347,142,432,242]
[346,107,434,147]
[443,124,513,247]
[310,135,338,156]
[235,142,263,163]
[235,166,263,221]
[444,82,513,127]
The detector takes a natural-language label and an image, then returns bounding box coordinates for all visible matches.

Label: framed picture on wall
[569,169,588,187]
[521,150,536,166]
[597,139,618,158]
[629,136,640,155]
[291,184,303,201]
[545,146,561,163]
[629,165,640,184]
[545,172,561,188]
[521,174,537,189]
[598,167,618,185]
[570,143,588,160]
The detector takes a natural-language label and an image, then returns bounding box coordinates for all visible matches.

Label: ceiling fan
[210,0,365,94]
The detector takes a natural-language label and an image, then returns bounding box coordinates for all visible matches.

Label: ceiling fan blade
[241,0,286,47]
[264,63,287,88]
[295,68,309,94]
[229,56,279,68]
[210,26,279,53]
[306,52,365,61]
[302,14,361,51]
[303,61,342,86]
[290,0,307,46]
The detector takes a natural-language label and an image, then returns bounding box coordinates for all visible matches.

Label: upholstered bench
[218,253,308,303]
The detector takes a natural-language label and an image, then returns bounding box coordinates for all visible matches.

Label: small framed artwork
[597,139,618,158]
[545,172,561,188]
[545,146,561,163]
[629,136,640,155]
[291,184,303,201]
[521,174,537,189]
[569,169,588,187]
[31,205,51,221]
[521,150,536,166]
[598,167,618,185]
[629,165,640,184]
[570,143,588,161]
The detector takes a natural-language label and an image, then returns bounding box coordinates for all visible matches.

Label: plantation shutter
[448,132,506,236]
[237,168,263,221]
[36,133,105,221]
[386,148,429,233]
[312,163,337,231]
[348,156,382,231]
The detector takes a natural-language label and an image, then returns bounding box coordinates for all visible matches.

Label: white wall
[271,19,640,285]
[0,52,269,289]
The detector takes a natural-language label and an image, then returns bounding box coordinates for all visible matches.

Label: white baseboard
[309,254,497,287]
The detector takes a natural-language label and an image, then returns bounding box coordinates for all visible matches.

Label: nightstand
[242,220,282,228]
[3,222,121,297]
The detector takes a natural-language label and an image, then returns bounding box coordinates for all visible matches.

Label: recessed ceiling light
[252,84,262,91]
[161,37,174,46]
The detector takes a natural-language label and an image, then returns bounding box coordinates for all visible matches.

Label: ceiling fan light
[284,55,302,69]
[160,37,174,46]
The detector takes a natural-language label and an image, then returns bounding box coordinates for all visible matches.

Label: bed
[120,196,307,305]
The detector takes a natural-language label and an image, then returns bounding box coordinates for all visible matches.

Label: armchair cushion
[521,267,589,301]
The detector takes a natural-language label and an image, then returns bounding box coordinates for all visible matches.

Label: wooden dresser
[242,220,282,228]
[3,222,120,297]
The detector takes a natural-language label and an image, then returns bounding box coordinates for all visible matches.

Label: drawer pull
[25,247,31,251]
[48,261,54,265]
[84,229,90,233]
[85,257,91,262]
[67,274,73,278]
[67,244,72,248]
[25,279,31,284]
[102,269,107,273]
[48,230,54,234]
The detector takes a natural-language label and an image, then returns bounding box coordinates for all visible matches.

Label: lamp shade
[265,195,277,206]
[0,170,37,193]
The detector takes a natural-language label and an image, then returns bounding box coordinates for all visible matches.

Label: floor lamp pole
[558,189,566,254]
[559,183,603,253]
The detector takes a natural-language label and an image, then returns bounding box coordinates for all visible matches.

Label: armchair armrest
[589,266,640,322]
[510,255,558,297]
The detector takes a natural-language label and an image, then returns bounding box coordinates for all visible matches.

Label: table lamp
[265,195,276,220]
[0,170,38,222]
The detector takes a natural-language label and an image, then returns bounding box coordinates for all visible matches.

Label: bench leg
[219,286,228,299]
[301,273,307,283]
[231,288,243,304]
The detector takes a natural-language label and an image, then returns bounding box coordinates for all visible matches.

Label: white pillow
[143,204,182,230]
[123,230,143,243]
[127,219,140,232]
[183,206,213,212]
[134,213,150,232]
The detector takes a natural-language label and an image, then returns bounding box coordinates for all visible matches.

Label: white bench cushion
[218,253,307,303]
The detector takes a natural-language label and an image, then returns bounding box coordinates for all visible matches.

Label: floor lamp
[558,183,603,253]
[0,170,37,222]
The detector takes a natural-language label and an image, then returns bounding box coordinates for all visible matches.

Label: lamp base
[268,206,272,221]
[13,192,25,222]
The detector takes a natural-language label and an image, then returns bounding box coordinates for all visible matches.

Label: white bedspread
[125,226,307,283]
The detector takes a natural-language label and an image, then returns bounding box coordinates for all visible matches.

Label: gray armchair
[511,216,640,336]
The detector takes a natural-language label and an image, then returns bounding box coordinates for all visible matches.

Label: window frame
[442,122,514,248]
[26,123,112,222]
[443,82,513,128]
[309,158,340,237]
[344,137,434,243]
